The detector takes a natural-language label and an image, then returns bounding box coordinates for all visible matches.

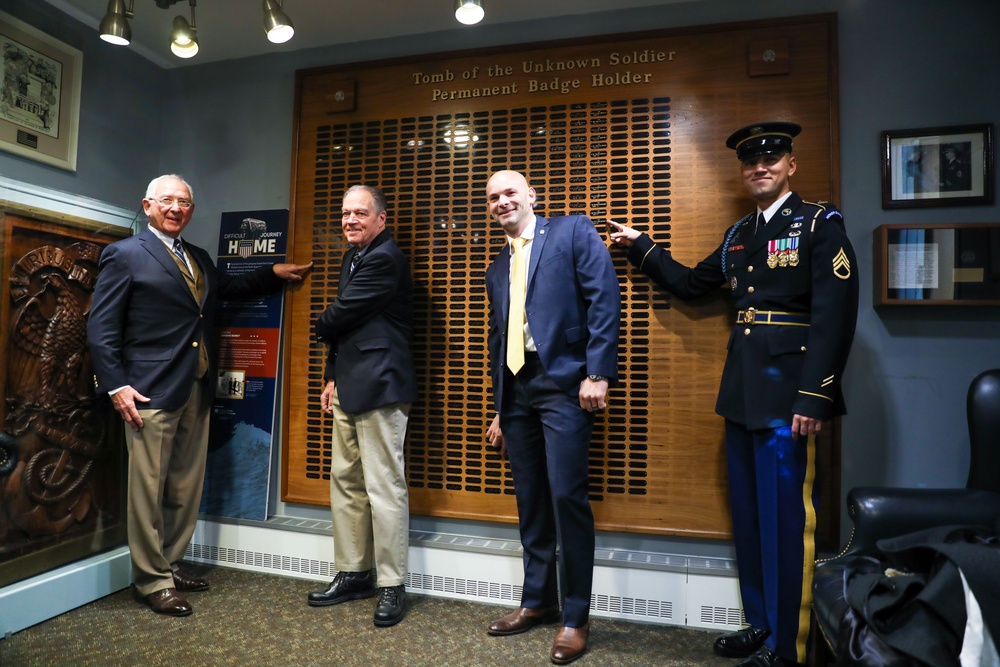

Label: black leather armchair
[810,369,1000,665]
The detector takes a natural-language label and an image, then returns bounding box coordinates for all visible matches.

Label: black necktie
[350,249,361,272]
[755,212,766,236]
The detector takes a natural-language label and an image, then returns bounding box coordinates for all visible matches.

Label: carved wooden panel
[0,209,128,586]
[284,14,841,544]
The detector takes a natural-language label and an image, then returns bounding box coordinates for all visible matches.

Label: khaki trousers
[328,388,411,587]
[125,381,210,595]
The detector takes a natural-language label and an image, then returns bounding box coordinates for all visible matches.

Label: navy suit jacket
[485,214,621,411]
[87,227,283,411]
[315,228,417,415]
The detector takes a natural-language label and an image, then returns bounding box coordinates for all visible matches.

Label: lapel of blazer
[526,215,550,298]
[337,248,354,295]
[493,241,511,326]
[140,229,191,294]
[188,245,211,308]
[340,228,391,292]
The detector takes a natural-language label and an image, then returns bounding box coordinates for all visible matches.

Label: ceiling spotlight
[263,0,295,44]
[454,0,485,25]
[99,0,135,46]
[170,2,199,59]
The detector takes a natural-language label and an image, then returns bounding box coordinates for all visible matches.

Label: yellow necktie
[506,237,528,375]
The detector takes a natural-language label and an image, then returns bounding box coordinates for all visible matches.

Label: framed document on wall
[0,11,82,172]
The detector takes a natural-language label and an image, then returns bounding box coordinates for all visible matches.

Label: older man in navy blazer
[483,170,620,665]
[87,174,311,617]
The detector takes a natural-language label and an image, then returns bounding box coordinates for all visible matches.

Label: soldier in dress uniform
[607,122,859,667]
[941,144,971,192]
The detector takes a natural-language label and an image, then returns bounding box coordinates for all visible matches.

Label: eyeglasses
[150,196,193,209]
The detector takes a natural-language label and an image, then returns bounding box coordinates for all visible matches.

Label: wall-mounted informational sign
[200,209,289,521]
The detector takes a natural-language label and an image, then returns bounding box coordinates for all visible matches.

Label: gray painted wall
[4,0,999,555]
[2,0,163,214]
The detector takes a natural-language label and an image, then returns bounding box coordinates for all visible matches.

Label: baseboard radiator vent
[187,519,743,631]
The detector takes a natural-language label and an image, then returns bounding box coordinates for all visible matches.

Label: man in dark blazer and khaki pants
[87,174,311,617]
[307,185,417,628]
[483,170,620,664]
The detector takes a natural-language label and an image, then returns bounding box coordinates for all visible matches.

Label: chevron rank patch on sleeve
[833,248,851,279]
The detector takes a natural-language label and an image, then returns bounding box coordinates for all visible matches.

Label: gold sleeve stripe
[798,390,833,402]
[638,245,656,272]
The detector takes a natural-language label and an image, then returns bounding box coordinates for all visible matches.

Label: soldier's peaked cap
[726,121,802,161]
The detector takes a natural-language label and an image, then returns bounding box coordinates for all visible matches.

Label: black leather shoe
[714,625,770,658]
[173,569,209,592]
[736,646,783,667]
[307,570,377,607]
[373,585,406,627]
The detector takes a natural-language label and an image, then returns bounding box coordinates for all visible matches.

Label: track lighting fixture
[169,2,199,59]
[98,0,135,46]
[454,0,485,25]
[99,0,296,59]
[263,0,295,44]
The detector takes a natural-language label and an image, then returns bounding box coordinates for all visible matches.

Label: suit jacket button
[747,286,755,293]
[748,265,754,272]
[744,328,751,335]
[192,341,199,348]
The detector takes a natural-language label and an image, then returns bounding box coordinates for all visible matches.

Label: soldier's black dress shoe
[713,625,770,658]
[736,646,785,667]
[307,570,377,607]
[373,585,406,627]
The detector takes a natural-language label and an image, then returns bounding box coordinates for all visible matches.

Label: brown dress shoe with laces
[173,570,210,592]
[551,623,589,665]
[487,606,561,636]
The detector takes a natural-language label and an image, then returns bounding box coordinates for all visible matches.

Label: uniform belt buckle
[744,307,756,325]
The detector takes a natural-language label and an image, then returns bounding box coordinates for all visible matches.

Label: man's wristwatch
[588,374,607,382]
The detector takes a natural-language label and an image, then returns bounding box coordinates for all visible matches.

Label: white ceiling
[44,0,690,69]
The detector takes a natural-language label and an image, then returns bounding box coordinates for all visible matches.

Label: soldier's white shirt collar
[758,191,794,225]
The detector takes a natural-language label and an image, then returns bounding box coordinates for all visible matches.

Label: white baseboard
[0,520,744,637]
[186,519,743,632]
[0,546,131,637]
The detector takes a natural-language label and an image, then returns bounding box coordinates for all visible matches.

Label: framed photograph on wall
[882,123,994,209]
[0,11,82,172]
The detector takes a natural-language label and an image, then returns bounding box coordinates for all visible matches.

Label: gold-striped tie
[506,237,528,375]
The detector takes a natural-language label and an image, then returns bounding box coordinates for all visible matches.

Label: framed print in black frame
[881,123,994,209]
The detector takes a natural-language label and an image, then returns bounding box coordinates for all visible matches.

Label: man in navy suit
[483,170,620,665]
[307,185,417,627]
[87,174,311,617]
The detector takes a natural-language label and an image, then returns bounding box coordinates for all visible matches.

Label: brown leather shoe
[551,623,589,665]
[173,570,210,592]
[134,586,193,617]
[487,606,561,636]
